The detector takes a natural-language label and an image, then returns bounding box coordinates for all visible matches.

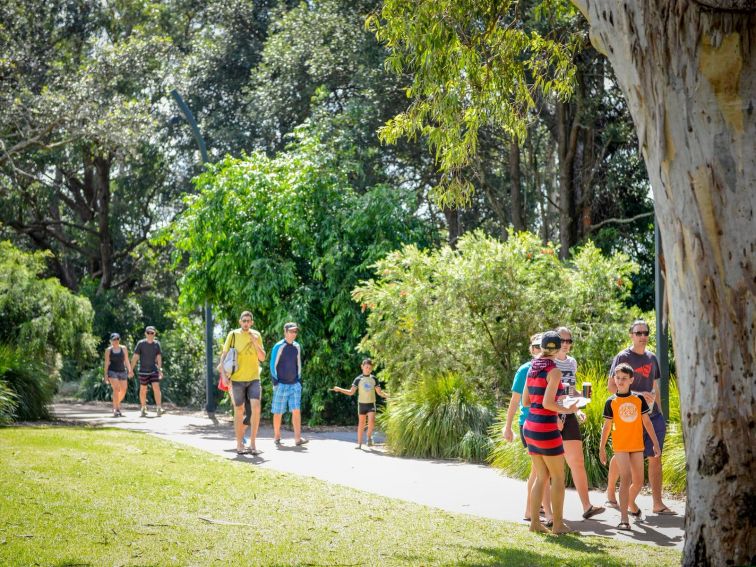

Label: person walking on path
[554,326,605,521]
[219,311,266,455]
[522,331,579,535]
[331,358,388,449]
[600,362,661,531]
[270,322,308,447]
[130,326,163,417]
[103,333,132,417]
[502,333,553,525]
[606,319,676,516]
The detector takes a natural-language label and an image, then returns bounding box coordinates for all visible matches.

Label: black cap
[541,331,562,350]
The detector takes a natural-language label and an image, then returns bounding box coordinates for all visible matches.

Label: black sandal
[617,522,632,531]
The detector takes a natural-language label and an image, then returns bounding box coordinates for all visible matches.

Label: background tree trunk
[509,139,524,232]
[572,1,755,565]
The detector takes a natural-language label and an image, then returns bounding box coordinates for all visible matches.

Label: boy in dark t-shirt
[331,359,388,449]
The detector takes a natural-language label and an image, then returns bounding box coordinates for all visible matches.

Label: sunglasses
[561,339,573,344]
[146,331,155,335]
[633,331,650,337]
[241,319,252,323]
[531,344,541,349]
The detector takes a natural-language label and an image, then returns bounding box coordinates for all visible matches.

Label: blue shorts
[644,412,666,457]
[271,382,301,414]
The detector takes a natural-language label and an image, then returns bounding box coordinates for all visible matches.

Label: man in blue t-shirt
[270,322,307,447]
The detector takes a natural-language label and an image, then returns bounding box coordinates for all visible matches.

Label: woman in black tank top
[104,333,132,417]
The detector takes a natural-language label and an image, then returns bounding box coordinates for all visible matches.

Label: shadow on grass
[454,543,642,567]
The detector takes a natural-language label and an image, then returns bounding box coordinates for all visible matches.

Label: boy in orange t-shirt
[599,363,660,531]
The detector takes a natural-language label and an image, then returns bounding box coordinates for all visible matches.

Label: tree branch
[588,211,654,231]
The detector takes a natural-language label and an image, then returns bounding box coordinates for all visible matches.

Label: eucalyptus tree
[371,0,754,563]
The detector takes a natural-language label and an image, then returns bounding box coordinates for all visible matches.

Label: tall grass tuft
[0,378,18,424]
[0,344,55,421]
[379,373,495,462]
[489,363,686,495]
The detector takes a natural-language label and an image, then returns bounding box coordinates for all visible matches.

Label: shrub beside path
[52,402,685,550]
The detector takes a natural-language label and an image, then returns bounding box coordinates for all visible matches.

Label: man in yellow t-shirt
[220,311,266,455]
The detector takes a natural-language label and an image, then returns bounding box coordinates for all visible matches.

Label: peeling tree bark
[571,1,755,564]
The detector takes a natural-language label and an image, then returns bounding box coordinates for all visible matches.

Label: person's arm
[608,355,619,394]
[641,413,661,457]
[251,330,266,362]
[218,349,230,383]
[503,392,522,442]
[269,342,279,386]
[130,346,139,377]
[103,349,110,382]
[522,385,530,408]
[543,368,576,413]
[649,378,662,416]
[375,385,389,399]
[123,346,132,376]
[599,418,612,465]
[331,385,357,395]
[156,352,163,378]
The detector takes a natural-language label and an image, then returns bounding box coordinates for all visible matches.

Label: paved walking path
[52,402,685,550]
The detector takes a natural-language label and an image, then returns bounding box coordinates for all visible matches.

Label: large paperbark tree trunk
[571,1,755,565]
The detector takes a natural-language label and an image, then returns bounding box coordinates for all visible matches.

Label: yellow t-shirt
[224,329,262,381]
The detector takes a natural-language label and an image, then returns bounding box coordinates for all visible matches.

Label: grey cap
[110,333,120,341]
[283,322,299,332]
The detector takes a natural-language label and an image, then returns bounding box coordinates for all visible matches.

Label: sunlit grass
[0,426,681,566]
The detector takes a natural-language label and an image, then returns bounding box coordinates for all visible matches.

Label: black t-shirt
[134,339,161,374]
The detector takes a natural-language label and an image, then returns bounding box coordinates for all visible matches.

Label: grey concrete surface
[51,402,685,550]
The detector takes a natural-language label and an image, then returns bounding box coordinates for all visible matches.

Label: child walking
[331,359,388,449]
[599,362,661,531]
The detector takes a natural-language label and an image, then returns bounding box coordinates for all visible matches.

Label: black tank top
[109,348,125,372]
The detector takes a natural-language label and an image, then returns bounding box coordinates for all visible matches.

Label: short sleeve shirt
[603,392,650,452]
[134,340,161,374]
[554,356,577,392]
[609,348,661,416]
[511,361,531,426]
[352,374,379,404]
[224,329,262,381]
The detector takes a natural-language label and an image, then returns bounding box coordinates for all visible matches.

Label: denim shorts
[271,382,301,414]
[107,370,128,380]
[231,380,261,406]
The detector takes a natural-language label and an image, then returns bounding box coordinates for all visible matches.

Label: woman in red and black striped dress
[522,331,578,534]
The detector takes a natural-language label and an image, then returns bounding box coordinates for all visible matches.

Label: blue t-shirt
[511,361,531,426]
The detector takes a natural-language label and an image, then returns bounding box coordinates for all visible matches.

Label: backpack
[222,332,238,375]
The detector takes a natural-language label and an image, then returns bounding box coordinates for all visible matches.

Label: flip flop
[582,505,605,519]
[617,522,632,531]
[628,508,642,519]
[247,448,262,456]
[654,506,677,515]
[236,448,247,455]
[604,500,619,509]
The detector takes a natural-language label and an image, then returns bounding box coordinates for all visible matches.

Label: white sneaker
[156,407,164,417]
[140,407,147,417]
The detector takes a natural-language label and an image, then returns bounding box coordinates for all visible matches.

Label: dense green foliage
[0,243,94,419]
[171,130,433,422]
[488,365,686,494]
[379,373,494,461]
[0,378,16,424]
[354,231,641,402]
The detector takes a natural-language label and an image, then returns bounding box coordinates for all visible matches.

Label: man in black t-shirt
[131,325,164,418]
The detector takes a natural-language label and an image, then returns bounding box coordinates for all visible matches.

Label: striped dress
[523,357,565,456]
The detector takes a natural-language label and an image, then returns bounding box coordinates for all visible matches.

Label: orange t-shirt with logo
[603,392,650,452]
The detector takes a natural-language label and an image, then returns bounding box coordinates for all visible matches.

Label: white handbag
[222,332,238,375]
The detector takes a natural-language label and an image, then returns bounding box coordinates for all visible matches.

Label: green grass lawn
[0,427,681,566]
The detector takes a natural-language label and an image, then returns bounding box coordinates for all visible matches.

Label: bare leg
[528,455,551,533]
[273,413,282,441]
[116,380,127,408]
[525,467,552,521]
[356,414,367,445]
[543,454,569,534]
[139,384,148,408]
[151,382,162,408]
[564,440,594,512]
[629,452,645,513]
[366,412,376,442]
[292,409,302,442]
[614,452,632,524]
[647,455,669,511]
[233,403,246,451]
[247,399,261,450]
[606,455,619,504]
